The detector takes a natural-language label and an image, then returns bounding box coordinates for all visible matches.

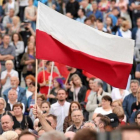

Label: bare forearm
[38,114,53,132]
[1,77,7,85]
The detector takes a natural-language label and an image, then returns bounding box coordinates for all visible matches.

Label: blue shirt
[109,14,118,26]
[76,16,86,23]
[123,93,136,122]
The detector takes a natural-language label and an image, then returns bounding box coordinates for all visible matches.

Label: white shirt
[111,88,129,101]
[50,101,70,132]
[26,89,33,99]
[1,69,18,93]
[94,107,112,115]
[116,29,131,39]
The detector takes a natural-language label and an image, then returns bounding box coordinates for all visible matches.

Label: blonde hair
[70,74,82,87]
[113,106,124,119]
[0,97,6,109]
[121,20,130,30]
[112,100,122,107]
[136,87,140,105]
[5,60,14,68]
[2,131,18,140]
[12,16,20,24]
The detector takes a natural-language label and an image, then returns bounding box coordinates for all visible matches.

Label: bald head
[1,115,14,132]
[10,76,19,88]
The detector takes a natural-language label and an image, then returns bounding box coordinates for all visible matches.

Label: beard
[59,99,65,102]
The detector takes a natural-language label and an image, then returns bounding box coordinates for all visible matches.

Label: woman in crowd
[131,87,140,113]
[29,94,46,121]
[116,20,131,38]
[111,100,122,110]
[9,16,20,35]
[40,101,51,118]
[111,88,129,102]
[63,101,82,132]
[1,60,18,94]
[104,16,113,33]
[48,77,64,104]
[0,98,6,120]
[25,75,35,99]
[93,95,112,119]
[10,33,24,83]
[68,74,87,103]
[13,103,33,130]
[21,42,35,80]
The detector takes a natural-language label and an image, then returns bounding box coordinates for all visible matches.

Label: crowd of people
[0,0,140,139]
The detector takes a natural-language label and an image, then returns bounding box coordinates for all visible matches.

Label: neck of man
[58,100,65,106]
[3,43,8,48]
[132,92,137,97]
[74,121,83,129]
[12,86,18,90]
[93,9,97,12]
[9,100,17,105]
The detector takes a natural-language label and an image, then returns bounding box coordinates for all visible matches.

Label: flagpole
[47,61,54,97]
[43,60,45,82]
[35,59,38,104]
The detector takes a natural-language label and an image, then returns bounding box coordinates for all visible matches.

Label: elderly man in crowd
[1,114,14,134]
[1,60,18,95]
[0,34,15,72]
[3,76,27,106]
[86,78,110,120]
[5,89,25,113]
[66,109,84,132]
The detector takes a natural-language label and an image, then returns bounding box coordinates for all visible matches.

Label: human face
[29,36,35,43]
[73,77,81,86]
[41,103,50,113]
[71,103,79,112]
[28,84,35,93]
[28,0,33,6]
[46,116,57,129]
[130,83,139,94]
[37,98,43,107]
[19,135,36,140]
[6,63,13,70]
[53,80,59,88]
[78,9,82,16]
[10,77,19,88]
[94,117,100,126]
[28,43,34,50]
[89,80,94,90]
[1,115,14,131]
[26,79,32,87]
[13,34,19,42]
[92,3,97,10]
[93,82,99,92]
[111,102,119,110]
[0,99,4,110]
[9,9,14,17]
[101,99,111,109]
[46,62,52,72]
[3,36,10,45]
[57,90,67,101]
[106,17,112,26]
[13,106,23,116]
[8,90,17,101]
[135,114,140,126]
[72,110,83,124]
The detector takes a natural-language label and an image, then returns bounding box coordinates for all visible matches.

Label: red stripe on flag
[36,29,132,89]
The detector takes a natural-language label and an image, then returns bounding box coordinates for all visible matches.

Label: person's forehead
[73,110,82,115]
[58,90,65,94]
[1,116,11,122]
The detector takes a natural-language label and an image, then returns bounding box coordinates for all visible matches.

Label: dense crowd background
[0,0,140,139]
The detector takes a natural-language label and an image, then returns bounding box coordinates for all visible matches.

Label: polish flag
[36,2,134,89]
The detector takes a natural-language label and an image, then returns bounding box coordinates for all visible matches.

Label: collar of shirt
[72,122,84,132]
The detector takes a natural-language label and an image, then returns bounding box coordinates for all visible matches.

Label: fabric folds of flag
[36,2,134,89]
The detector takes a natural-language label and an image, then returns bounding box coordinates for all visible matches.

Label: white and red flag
[36,2,134,89]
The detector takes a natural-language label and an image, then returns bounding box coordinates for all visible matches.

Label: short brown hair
[102,95,112,105]
[41,101,50,108]
[100,116,110,128]
[13,103,23,110]
[37,94,46,101]
[73,129,97,140]
[47,114,57,123]
[18,130,37,140]
[131,80,139,86]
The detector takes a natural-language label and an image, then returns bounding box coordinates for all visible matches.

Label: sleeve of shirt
[136,64,140,72]
[11,46,16,57]
[1,71,6,80]
[94,108,99,114]
[38,72,43,83]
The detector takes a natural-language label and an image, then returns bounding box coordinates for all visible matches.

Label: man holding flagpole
[38,61,58,96]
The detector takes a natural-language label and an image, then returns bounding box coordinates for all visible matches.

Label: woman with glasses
[13,103,33,130]
[63,101,82,132]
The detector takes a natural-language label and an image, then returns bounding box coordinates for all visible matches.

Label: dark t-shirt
[132,0,140,17]
[131,102,140,114]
